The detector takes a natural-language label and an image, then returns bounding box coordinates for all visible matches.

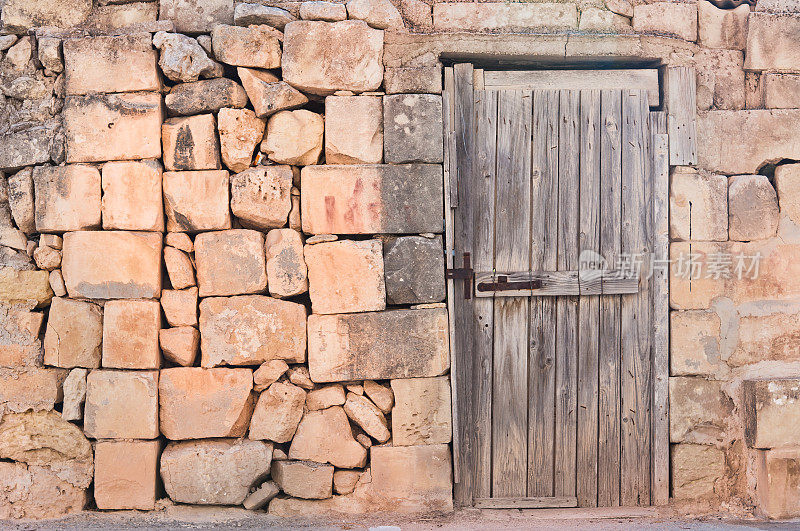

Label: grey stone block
[383,235,445,305]
[383,94,444,163]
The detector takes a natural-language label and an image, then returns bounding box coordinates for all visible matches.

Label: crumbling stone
[0,462,87,519]
[272,460,334,499]
[102,299,161,369]
[94,440,160,510]
[391,376,451,446]
[159,326,200,367]
[162,170,231,232]
[249,381,306,442]
[243,480,281,510]
[43,297,102,369]
[262,109,324,166]
[84,370,159,439]
[212,25,281,69]
[33,165,101,233]
[7,168,35,234]
[218,108,265,173]
[0,121,61,172]
[670,377,733,444]
[0,268,53,308]
[728,175,778,241]
[698,1,749,50]
[152,32,223,83]
[101,160,164,232]
[159,0,234,33]
[166,78,248,116]
[346,0,403,30]
[1,0,91,33]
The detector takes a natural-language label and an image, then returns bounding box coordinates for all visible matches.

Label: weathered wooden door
[443,64,670,509]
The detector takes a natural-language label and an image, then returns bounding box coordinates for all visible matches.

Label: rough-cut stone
[698,1,749,50]
[745,13,800,71]
[302,164,443,235]
[43,297,102,369]
[7,168,35,234]
[102,299,161,369]
[32,245,61,271]
[288,366,314,390]
[695,49,746,111]
[235,4,295,29]
[0,367,66,414]
[433,3,577,32]
[166,232,194,253]
[272,460,334,499]
[282,20,384,95]
[369,444,453,512]
[300,1,347,21]
[309,308,449,382]
[632,3,697,41]
[162,170,231,232]
[87,3,159,31]
[239,68,308,118]
[0,121,60,173]
[325,95,383,164]
[391,376,451,446]
[229,166,292,230]
[84,370,159,439]
[249,381,306,442]
[1,0,91,33]
[195,230,266,297]
[63,34,159,96]
[212,25,281,69]
[669,168,728,242]
[159,0,234,33]
[164,246,196,290]
[745,379,800,448]
[218,108,265,173]
[578,7,632,33]
[670,310,722,376]
[62,368,87,421]
[383,94,443,163]
[764,74,800,109]
[306,384,346,411]
[384,66,442,94]
[152,32,223,83]
[64,92,162,163]
[672,444,725,499]
[334,469,361,495]
[347,0,403,29]
[265,228,307,298]
[162,114,221,172]
[243,479,281,510]
[729,306,800,366]
[200,295,307,366]
[289,406,368,468]
[401,0,432,28]
[160,439,272,505]
[48,271,66,298]
[0,268,52,308]
[159,367,254,439]
[101,160,164,232]
[254,360,289,391]
[670,377,733,444]
[758,448,800,519]
[383,235,446,304]
[363,380,393,414]
[33,165,101,233]
[161,287,198,327]
[61,231,162,299]
[775,164,800,225]
[166,78,248,116]
[0,462,87,519]
[728,175,779,241]
[38,37,63,73]
[262,110,324,166]
[159,326,200,367]
[94,440,160,510]
[344,392,390,442]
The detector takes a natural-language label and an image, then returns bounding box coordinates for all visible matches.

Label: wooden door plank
[554,90,580,499]
[665,66,697,166]
[473,89,498,499]
[577,89,601,508]
[528,89,559,497]
[474,497,578,509]
[473,270,638,297]
[620,89,652,506]
[598,89,622,508]
[492,89,532,498]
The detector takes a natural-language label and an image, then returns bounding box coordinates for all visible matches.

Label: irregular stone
[306,384,345,411]
[287,365,314,390]
[670,310,722,377]
[384,66,441,95]
[695,49,746,111]
[346,0,403,29]
[0,268,52,307]
[272,460,334,499]
[161,287,198,327]
[363,381,393,413]
[49,270,66,298]
[578,7,632,33]
[262,110,324,166]
[166,232,193,252]
[745,379,800,448]
[764,74,800,109]
[37,37,63,73]
[391,376,451,446]
[698,1,749,50]
[672,444,725,499]
[0,462,87,519]
[669,168,728,241]
[229,166,292,231]
[158,0,234,33]
[218,108,265,173]
[243,480,281,510]
[0,121,61,172]
[195,229,266,296]
[64,92,162,163]
[300,1,347,21]
[383,235,445,304]
[325,95,383,164]
[249,381,306,442]
[102,299,161,369]
[334,469,361,495]
[238,68,308,118]
[282,20,383,95]
[32,245,61,271]
[199,295,307,366]
[165,246,196,290]
[1,0,91,33]
[745,13,800,71]
[0,36,17,51]
[101,160,164,232]
[162,170,231,232]
[94,440,160,510]
[632,3,697,41]
[401,0,432,28]
[160,326,200,367]
[84,370,159,439]
[383,94,443,163]
[235,4,295,29]
[61,368,87,421]
[433,3,577,32]
[39,234,62,250]
[63,34,159,96]
[33,165,101,233]
[61,231,162,299]
[301,164,443,234]
[152,32,223,83]
[670,377,733,444]
[212,24,281,69]
[346,383,364,396]
[166,78,248,117]
[7,168,35,234]
[159,367,254,439]
[0,228,27,253]
[254,360,289,391]
[265,229,308,298]
[289,190,301,230]
[758,448,800,519]
[162,114,221,172]
[728,175,778,241]
[0,367,66,414]
[43,297,102,369]
[160,439,272,505]
[344,392,390,442]
[288,406,368,468]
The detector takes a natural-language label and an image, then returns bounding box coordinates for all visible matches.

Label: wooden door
[443,64,670,509]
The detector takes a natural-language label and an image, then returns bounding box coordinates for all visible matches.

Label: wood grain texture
[474,497,578,509]
[473,271,638,297]
[665,67,697,166]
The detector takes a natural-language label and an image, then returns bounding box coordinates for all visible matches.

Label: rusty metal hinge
[476,275,542,293]
[446,252,473,300]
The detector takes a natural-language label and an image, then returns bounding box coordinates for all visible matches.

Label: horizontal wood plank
[474,270,639,297]
[474,497,579,509]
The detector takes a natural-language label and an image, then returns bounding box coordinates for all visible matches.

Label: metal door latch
[476,275,543,293]
[446,252,473,300]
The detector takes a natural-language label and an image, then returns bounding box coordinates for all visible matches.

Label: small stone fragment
[265,229,308,298]
[356,433,372,448]
[254,360,290,391]
[162,170,232,232]
[363,380,394,414]
[288,365,314,390]
[212,25,281,69]
[102,300,161,370]
[165,246,196,290]
[289,406,368,469]
[159,327,200,367]
[162,114,222,172]
[152,32,223,83]
[262,110,324,166]
[161,287,198,327]
[218,108,265,173]
[343,392,390,442]
[166,78,249,117]
[61,368,87,421]
[165,232,193,253]
[333,469,361,495]
[346,383,364,395]
[33,246,60,271]
[43,297,102,369]
[238,67,308,118]
[48,270,66,297]
[300,1,347,21]
[306,384,346,411]
[243,479,280,510]
[272,460,334,499]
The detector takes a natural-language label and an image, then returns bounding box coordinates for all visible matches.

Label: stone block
[670,377,733,444]
[162,170,231,232]
[33,246,61,271]
[433,3,577,32]
[62,368,87,421]
[632,3,697,41]
[0,268,52,308]
[262,110,324,166]
[745,379,800,448]
[695,49,746,111]
[0,305,43,368]
[161,287,197,327]
[401,0,432,28]
[300,1,347,21]
[391,376,452,446]
[756,0,800,11]
[672,444,725,499]
[199,295,307,366]
[347,0,403,29]
[218,108,265,173]
[166,232,193,253]
[384,66,442,94]
[159,367,254,439]
[8,167,34,234]
[669,168,728,241]
[369,444,453,512]
[164,246,195,290]
[159,326,199,367]
[775,164,800,225]
[0,462,87,519]
[212,25,281,69]
[160,439,272,505]
[162,114,221,171]
[239,68,308,119]
[87,3,159,31]
[1,0,91,33]
[230,166,293,229]
[84,370,159,439]
[265,228,307,298]
[195,229,267,297]
[363,381,393,413]
[101,160,164,232]
[152,32,223,83]
[43,297,102,369]
[325,95,383,164]
[578,7,632,33]
[757,448,800,519]
[159,0,234,33]
[272,460,333,499]
[383,235,446,304]
[305,239,386,314]
[254,360,289,391]
[102,300,161,369]
[243,480,281,510]
[670,310,722,376]
[235,4,295,28]
[344,392,390,442]
[745,13,800,71]
[728,175,778,241]
[301,164,444,234]
[763,74,800,109]
[306,384,346,411]
[94,440,160,510]
[383,94,443,164]
[64,92,162,163]
[249,381,306,442]
[0,367,66,414]
[729,305,800,366]
[288,406,368,468]
[308,308,449,382]
[63,34,159,96]
[61,231,162,299]
[282,20,383,95]
[0,121,60,173]
[166,78,248,116]
[33,165,101,233]
[698,1,749,50]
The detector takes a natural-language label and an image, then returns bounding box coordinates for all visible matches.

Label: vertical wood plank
[665,66,697,166]
[577,89,601,508]
[492,90,532,498]
[473,89,498,499]
[528,90,559,498]
[554,90,580,499]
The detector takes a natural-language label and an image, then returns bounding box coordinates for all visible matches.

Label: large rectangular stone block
[308,308,449,382]
[33,165,101,233]
[745,13,800,71]
[757,448,800,519]
[764,73,800,108]
[61,231,162,300]
[84,370,159,439]
[1,0,91,33]
[94,440,161,510]
[301,164,443,235]
[383,94,443,164]
[391,376,452,446]
[162,170,231,232]
[369,444,453,513]
[670,310,722,376]
[745,379,800,448]
[433,3,577,32]
[670,377,733,444]
[729,305,800,366]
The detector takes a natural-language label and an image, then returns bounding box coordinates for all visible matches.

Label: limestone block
[384,66,442,94]
[230,166,293,230]
[288,406,368,468]
[308,308,449,382]
[729,306,800,366]
[325,96,383,164]
[0,269,52,308]
[243,480,281,510]
[64,92,162,163]
[262,110,324,166]
[347,0,402,29]
[632,3,697,41]
[102,300,161,369]
[166,78,248,116]
[728,175,778,241]
[94,440,160,510]
[265,228,307,298]
[272,460,334,499]
[369,444,453,512]
[401,0,432,28]
[672,444,725,499]
[745,379,800,448]
[0,367,66,414]
[238,67,308,119]
[433,3,578,32]
[344,392,390,442]
[212,25,281,69]
[162,114,221,172]
[305,239,386,314]
[218,108,265,173]
[669,377,733,444]
[162,170,231,232]
[159,367,254,439]
[669,168,728,241]
[49,271,66,298]
[63,34,159,96]
[159,0,234,33]
[0,305,43,368]
[101,160,163,232]
[334,469,361,495]
[235,4,295,29]
[254,360,289,391]
[61,231,162,299]
[578,7,632,33]
[745,13,800,71]
[43,297,102,369]
[37,37,63,73]
[87,3,159,31]
[33,165,101,233]
[166,232,193,253]
[756,0,800,11]
[698,1,749,50]
[161,287,198,327]
[195,230,266,296]
[670,310,722,376]
[383,235,446,304]
[391,376,451,446]
[159,326,199,367]
[282,20,383,95]
[0,462,87,519]
[383,94,443,164]
[306,384,346,411]
[695,49,746,111]
[160,439,272,505]
[763,74,800,109]
[61,368,87,421]
[84,370,159,439]
[758,448,800,519]
[165,247,195,290]
[199,295,307,366]
[152,32,223,83]
[1,0,91,33]
[8,168,35,234]
[301,164,444,234]
[775,164,800,227]
[249,381,306,442]
[363,381,393,413]
[300,1,347,21]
